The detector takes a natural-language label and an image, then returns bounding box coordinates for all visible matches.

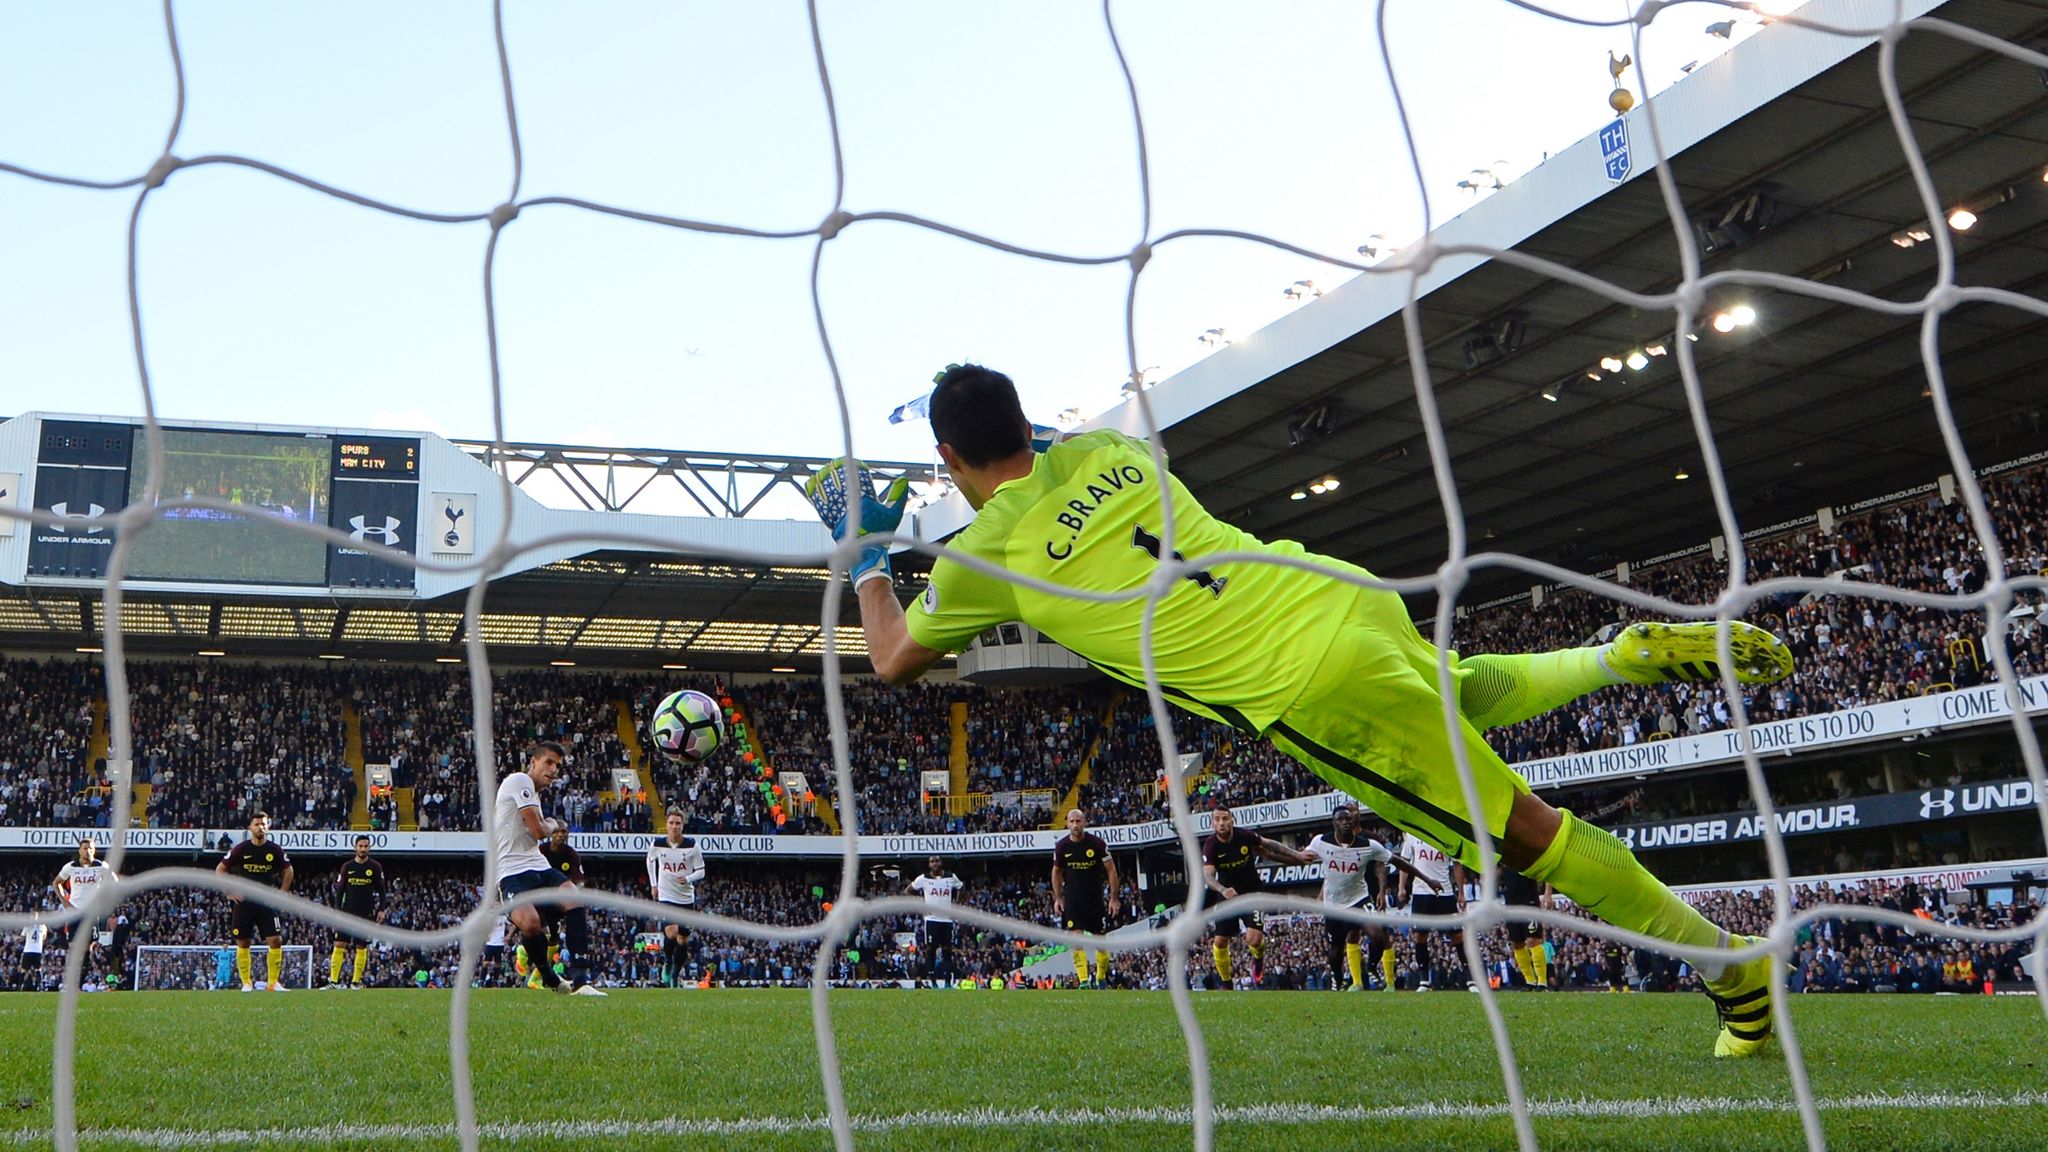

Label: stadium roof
[1077,0,2048,605]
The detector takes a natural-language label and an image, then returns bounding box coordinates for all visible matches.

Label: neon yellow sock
[1073,949,1089,982]
[1532,942,1550,988]
[1380,948,1398,990]
[266,946,283,987]
[1513,944,1537,986]
[1092,951,1109,983]
[236,946,252,987]
[1212,941,1234,983]
[1345,943,1365,989]
[329,945,346,985]
[1526,810,1726,979]
[1458,648,1618,730]
[352,948,369,983]
[1249,939,1265,965]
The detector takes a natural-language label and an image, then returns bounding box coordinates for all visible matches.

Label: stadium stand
[1461,462,2048,763]
[730,679,1005,834]
[0,658,102,829]
[0,450,2042,844]
[132,662,352,832]
[1,456,2044,998]
[357,667,656,834]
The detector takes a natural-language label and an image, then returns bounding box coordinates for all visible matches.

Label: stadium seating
[733,679,1054,835]
[358,668,654,834]
[0,657,101,828]
[1459,463,2048,763]
[0,461,2041,847]
[132,662,352,832]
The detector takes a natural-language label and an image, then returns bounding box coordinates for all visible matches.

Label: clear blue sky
[1,1,1793,502]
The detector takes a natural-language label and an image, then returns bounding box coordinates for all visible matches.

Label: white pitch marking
[12,1091,2048,1147]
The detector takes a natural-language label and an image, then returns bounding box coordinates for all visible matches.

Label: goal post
[133,945,316,991]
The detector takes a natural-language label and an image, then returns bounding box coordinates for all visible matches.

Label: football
[648,688,725,763]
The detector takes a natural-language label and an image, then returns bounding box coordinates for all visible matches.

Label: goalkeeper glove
[804,458,908,589]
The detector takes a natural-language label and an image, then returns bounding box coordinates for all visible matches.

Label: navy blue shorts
[499,867,571,921]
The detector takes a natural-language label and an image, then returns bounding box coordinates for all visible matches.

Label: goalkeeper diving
[808,364,1792,1057]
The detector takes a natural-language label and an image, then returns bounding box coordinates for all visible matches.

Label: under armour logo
[48,502,107,534]
[441,503,466,547]
[348,515,402,545]
[1919,789,1954,819]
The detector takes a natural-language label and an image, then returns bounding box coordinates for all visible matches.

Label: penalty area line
[12,1091,2048,1146]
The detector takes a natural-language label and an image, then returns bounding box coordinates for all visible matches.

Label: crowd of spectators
[966,687,1107,795]
[730,679,974,835]
[1460,463,2048,763]
[1074,694,1326,827]
[359,668,654,834]
[2,461,2044,859]
[132,662,353,831]
[1058,870,2042,995]
[1666,877,2037,994]
[0,658,101,828]
[1078,695,1226,826]
[636,680,821,836]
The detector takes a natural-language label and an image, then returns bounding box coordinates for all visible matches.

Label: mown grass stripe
[12,1090,2048,1147]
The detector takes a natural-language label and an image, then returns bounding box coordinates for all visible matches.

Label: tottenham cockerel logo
[47,502,107,535]
[348,515,403,545]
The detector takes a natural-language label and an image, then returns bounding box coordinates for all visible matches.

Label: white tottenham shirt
[22,923,47,954]
[1305,834,1392,907]
[909,873,964,922]
[57,860,117,906]
[646,839,707,906]
[492,772,552,877]
[1398,835,1454,896]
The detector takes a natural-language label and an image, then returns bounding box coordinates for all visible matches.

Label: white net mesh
[3,1,2047,1150]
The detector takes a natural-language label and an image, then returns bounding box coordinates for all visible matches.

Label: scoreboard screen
[27,421,424,592]
[328,435,421,590]
[124,429,334,585]
[333,437,419,477]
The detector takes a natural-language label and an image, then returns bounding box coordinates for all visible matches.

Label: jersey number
[1131,525,1227,599]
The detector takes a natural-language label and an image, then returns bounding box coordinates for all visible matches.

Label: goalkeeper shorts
[1266,589,1530,876]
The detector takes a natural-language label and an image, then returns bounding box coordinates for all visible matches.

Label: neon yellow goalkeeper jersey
[905,429,1373,732]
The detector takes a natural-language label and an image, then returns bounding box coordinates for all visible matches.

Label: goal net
[4,2,2047,1151]
[133,945,316,992]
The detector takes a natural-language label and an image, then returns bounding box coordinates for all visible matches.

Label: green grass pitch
[0,990,2042,1150]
